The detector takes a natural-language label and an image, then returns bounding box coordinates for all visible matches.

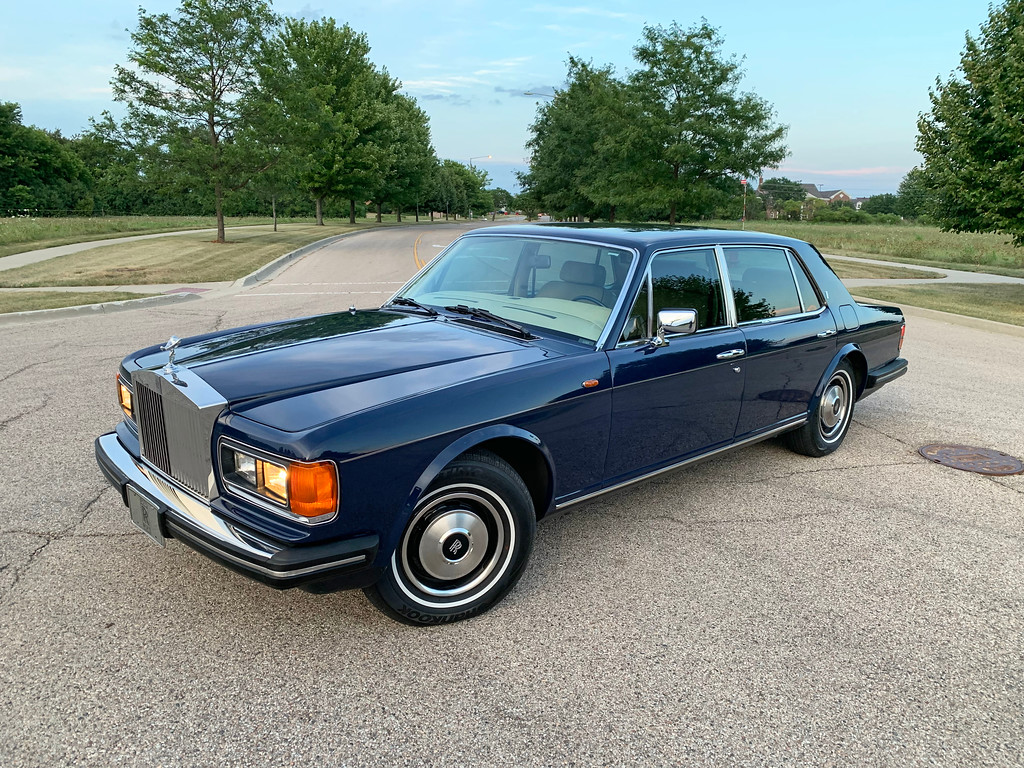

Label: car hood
[132,310,552,426]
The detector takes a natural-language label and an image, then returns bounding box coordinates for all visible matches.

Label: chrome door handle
[716,349,745,360]
[817,329,837,338]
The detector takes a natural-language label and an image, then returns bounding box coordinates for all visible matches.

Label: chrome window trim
[217,437,339,525]
[787,250,826,311]
[387,232,642,351]
[784,250,808,313]
[615,244,730,348]
[555,414,808,510]
[736,305,828,327]
[720,244,829,324]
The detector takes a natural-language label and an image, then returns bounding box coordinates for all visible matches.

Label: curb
[0,292,202,326]
[234,228,374,288]
[852,295,1024,338]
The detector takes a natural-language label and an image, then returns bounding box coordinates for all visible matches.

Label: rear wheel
[783,361,856,457]
[364,451,536,625]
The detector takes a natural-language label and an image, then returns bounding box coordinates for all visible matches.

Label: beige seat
[536,261,614,306]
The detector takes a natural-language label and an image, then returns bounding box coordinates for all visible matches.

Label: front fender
[383,425,555,550]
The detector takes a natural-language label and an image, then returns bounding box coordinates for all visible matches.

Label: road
[1,223,1022,767]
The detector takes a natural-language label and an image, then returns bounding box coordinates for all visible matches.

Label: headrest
[560,260,606,286]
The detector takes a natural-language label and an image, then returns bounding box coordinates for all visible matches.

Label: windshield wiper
[443,304,532,339]
[385,296,438,316]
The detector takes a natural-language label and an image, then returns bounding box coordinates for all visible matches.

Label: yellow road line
[413,233,425,269]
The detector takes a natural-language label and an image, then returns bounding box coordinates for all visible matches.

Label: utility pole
[741,179,748,230]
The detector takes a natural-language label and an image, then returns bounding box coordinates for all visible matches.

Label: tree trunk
[376,202,382,223]
[396,205,402,223]
[349,199,356,224]
[215,180,225,243]
[669,201,676,226]
[272,195,277,232]
[609,205,616,223]
[415,204,420,223]
[430,209,434,222]
[316,197,324,226]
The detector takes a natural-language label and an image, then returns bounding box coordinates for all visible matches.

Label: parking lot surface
[1,224,1021,767]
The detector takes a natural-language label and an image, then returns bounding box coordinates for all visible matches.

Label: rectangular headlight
[219,444,338,521]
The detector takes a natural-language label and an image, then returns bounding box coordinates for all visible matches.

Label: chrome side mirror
[652,309,698,346]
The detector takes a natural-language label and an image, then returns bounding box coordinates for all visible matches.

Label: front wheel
[783,361,856,457]
[364,451,536,625]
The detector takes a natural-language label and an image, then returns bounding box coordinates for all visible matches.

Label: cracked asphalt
[1,224,1022,767]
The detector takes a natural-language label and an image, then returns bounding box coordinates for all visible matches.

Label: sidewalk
[827,252,1024,287]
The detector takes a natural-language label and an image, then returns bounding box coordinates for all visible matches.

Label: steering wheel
[572,295,605,306]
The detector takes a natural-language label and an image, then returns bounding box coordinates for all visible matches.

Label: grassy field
[855,284,1024,327]
[691,220,1024,277]
[0,222,389,287]
[825,260,938,280]
[0,214,413,260]
[0,291,158,314]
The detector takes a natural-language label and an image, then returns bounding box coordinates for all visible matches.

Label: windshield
[397,235,636,344]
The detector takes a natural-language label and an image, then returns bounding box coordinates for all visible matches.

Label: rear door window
[723,247,804,322]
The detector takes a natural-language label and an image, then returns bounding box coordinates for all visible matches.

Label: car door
[605,247,746,481]
[721,245,838,438]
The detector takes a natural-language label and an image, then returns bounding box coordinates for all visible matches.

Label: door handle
[817,329,837,338]
[716,349,745,360]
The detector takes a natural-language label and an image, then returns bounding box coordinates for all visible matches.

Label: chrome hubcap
[418,511,488,580]
[398,485,511,600]
[819,372,851,441]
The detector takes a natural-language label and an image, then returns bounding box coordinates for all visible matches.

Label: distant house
[851,197,870,210]
[800,183,852,204]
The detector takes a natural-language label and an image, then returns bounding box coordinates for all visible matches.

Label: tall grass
[690,220,1024,274]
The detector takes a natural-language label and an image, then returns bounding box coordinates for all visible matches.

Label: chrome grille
[132,368,226,500]
[135,381,171,475]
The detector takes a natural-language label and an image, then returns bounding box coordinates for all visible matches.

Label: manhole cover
[918,444,1024,476]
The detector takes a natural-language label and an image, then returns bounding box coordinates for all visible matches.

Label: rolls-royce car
[96,225,907,625]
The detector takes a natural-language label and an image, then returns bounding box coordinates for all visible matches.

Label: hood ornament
[161,335,181,374]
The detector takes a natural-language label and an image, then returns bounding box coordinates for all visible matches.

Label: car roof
[463,223,811,251]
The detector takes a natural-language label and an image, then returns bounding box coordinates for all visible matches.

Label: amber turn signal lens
[116,373,133,419]
[288,461,338,518]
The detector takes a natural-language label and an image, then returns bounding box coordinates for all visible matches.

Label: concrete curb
[852,295,1024,338]
[0,292,202,326]
[234,228,373,288]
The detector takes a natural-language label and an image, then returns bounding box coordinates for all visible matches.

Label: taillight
[898,323,906,351]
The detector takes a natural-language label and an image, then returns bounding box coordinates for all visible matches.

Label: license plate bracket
[128,486,166,547]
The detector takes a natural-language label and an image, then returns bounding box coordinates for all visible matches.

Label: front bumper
[95,432,380,592]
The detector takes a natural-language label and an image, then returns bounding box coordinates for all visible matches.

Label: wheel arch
[819,343,867,401]
[407,425,555,524]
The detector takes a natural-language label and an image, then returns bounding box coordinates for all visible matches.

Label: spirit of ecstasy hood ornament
[161,336,181,374]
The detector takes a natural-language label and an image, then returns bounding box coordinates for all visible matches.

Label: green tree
[895,167,932,219]
[0,102,89,214]
[112,0,278,241]
[626,21,788,224]
[862,193,899,215]
[917,0,1024,244]
[523,58,632,222]
[265,18,395,225]
[757,176,804,217]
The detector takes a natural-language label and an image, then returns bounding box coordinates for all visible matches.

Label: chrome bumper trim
[98,433,283,562]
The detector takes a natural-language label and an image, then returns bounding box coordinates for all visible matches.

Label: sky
[0,0,996,196]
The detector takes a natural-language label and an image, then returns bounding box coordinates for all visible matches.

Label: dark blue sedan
[96,225,907,624]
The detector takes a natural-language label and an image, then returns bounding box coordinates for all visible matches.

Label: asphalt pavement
[0,223,1022,767]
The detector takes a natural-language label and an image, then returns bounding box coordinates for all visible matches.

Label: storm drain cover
[918,444,1024,476]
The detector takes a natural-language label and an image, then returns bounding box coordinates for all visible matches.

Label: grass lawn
[0,213,412,260]
[855,283,1024,327]
[825,260,939,280]
[0,222,394,287]
[689,220,1024,278]
[0,291,158,314]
